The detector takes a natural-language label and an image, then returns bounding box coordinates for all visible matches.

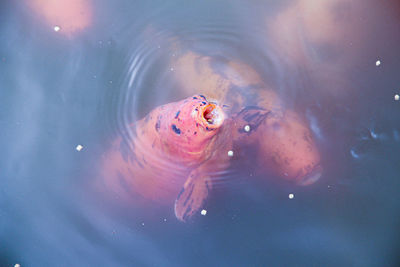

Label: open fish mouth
[199,103,225,129]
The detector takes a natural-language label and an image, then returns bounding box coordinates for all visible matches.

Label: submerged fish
[103,53,322,222]
[172,52,322,184]
[232,107,322,185]
[102,95,232,221]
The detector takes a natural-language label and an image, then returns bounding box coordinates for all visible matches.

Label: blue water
[1,0,400,266]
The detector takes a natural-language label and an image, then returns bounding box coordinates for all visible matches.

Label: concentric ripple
[102,21,273,197]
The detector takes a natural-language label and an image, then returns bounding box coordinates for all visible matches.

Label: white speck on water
[244,125,251,132]
[395,94,399,101]
[76,145,83,151]
[163,218,167,222]
[14,264,21,267]
[375,60,381,66]
[227,150,234,157]
[109,80,113,84]
[141,222,145,226]
[288,193,294,199]
[53,26,60,32]
[170,67,174,71]
[201,209,207,216]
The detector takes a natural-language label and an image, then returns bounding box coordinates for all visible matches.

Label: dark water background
[1,0,400,266]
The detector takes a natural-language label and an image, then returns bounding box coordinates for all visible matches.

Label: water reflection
[1,0,400,266]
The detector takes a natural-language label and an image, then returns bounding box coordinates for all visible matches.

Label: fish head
[163,95,226,162]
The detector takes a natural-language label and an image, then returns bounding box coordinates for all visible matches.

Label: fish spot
[175,110,181,119]
[193,96,198,100]
[199,95,206,100]
[172,124,181,135]
[202,101,206,105]
[155,115,161,132]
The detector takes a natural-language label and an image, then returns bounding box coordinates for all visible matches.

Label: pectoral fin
[174,167,212,222]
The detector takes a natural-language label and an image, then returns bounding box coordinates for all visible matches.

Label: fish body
[102,95,231,221]
[103,52,323,222]
[173,52,322,185]
[232,107,321,185]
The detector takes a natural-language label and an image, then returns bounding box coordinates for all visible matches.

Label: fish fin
[174,167,212,222]
[235,106,270,131]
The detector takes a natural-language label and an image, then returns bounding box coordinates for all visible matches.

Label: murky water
[1,0,400,266]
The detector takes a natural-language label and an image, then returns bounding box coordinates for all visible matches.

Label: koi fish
[102,95,233,221]
[232,107,322,185]
[27,0,92,37]
[172,52,322,184]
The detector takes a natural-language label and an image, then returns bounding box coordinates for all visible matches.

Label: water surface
[1,0,400,266]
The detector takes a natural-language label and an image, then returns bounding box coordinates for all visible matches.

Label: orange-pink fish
[102,95,232,221]
[27,0,92,37]
[171,52,322,185]
[103,53,322,222]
